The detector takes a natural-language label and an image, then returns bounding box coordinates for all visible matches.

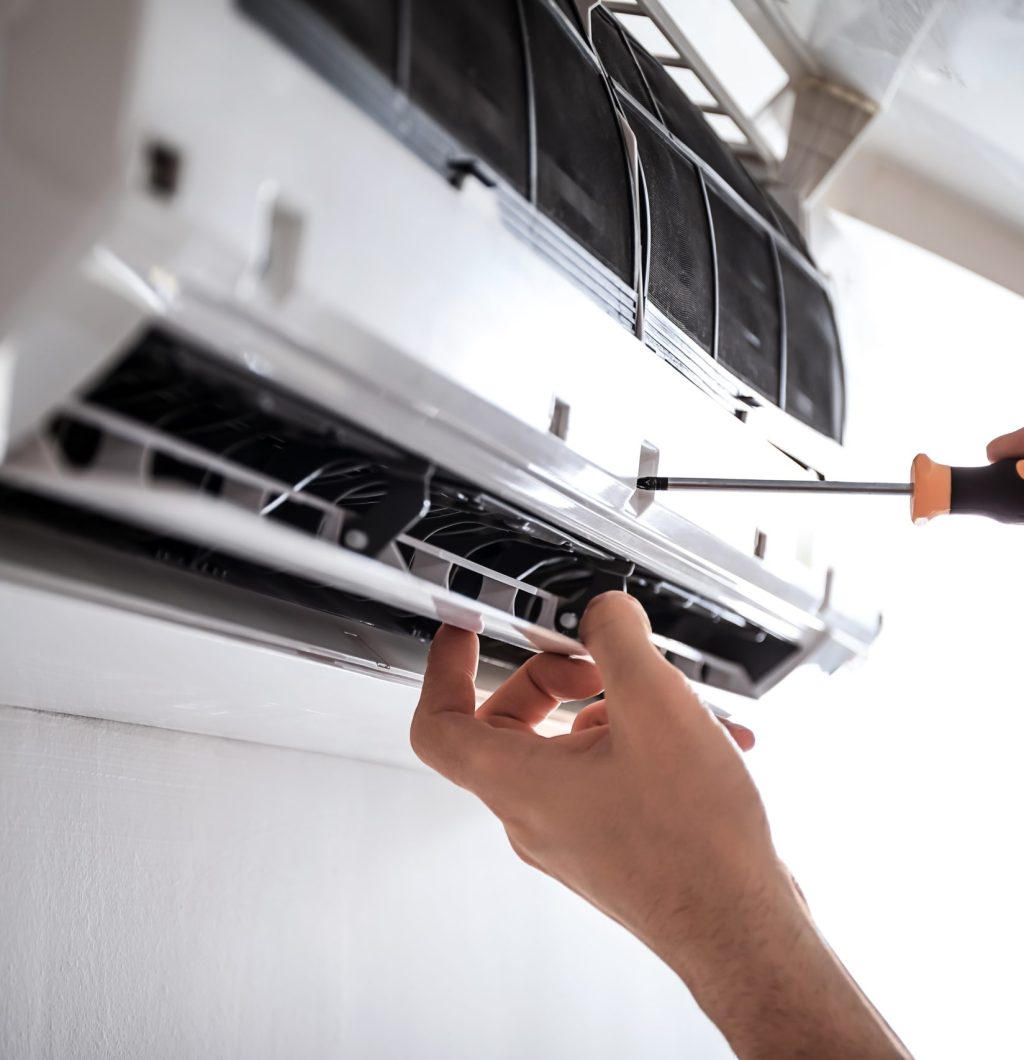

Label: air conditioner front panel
[0,0,881,748]
[2,324,847,700]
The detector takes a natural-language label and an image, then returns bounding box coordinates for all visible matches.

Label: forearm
[413,600,911,1057]
[653,867,911,1059]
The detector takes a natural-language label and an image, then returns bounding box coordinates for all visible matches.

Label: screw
[344,528,369,551]
[558,612,579,631]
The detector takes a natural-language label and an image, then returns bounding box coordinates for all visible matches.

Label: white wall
[0,703,731,1060]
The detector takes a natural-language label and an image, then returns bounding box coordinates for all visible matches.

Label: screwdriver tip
[636,477,665,491]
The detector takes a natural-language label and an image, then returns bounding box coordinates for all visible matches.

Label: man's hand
[412,592,772,952]
[411,592,910,1058]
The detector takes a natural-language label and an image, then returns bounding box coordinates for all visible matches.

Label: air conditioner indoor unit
[0,0,879,760]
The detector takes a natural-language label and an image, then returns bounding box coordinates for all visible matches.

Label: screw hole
[145,141,182,200]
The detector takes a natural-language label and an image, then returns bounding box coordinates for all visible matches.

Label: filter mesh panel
[709,191,780,400]
[301,0,399,77]
[592,9,655,112]
[524,0,633,282]
[781,255,844,439]
[548,0,581,28]
[629,43,779,228]
[410,0,529,194]
[627,105,714,350]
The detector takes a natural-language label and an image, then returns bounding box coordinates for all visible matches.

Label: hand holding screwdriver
[639,426,1024,525]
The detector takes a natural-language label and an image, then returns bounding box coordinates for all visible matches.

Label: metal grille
[780,254,844,440]
[301,0,398,78]
[627,103,714,351]
[409,0,530,195]
[523,0,634,283]
[591,8,656,113]
[709,190,781,400]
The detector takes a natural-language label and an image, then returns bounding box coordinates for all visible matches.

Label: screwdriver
[636,454,1024,524]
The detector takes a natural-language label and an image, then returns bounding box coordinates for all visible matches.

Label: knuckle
[408,719,431,764]
[408,712,443,769]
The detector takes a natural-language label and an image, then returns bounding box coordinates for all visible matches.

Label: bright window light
[703,112,746,144]
[613,13,676,57]
[666,67,717,107]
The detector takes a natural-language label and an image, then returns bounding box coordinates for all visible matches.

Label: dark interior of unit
[4,329,796,687]
[237,0,845,441]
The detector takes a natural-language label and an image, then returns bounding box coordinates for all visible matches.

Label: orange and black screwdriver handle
[912,454,1024,524]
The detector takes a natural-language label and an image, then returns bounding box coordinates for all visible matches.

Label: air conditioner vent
[5,328,799,696]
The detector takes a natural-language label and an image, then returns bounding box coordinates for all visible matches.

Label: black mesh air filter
[709,191,781,400]
[409,0,529,195]
[781,254,844,440]
[591,9,655,112]
[524,0,633,282]
[627,105,714,350]
[300,0,399,78]
[628,43,777,229]
[548,0,581,29]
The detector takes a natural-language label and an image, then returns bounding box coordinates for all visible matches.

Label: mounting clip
[341,458,434,557]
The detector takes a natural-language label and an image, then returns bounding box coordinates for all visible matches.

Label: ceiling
[754,0,1024,293]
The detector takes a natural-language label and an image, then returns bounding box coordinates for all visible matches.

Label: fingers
[719,716,755,752]
[411,629,583,800]
[477,654,603,729]
[986,426,1024,462]
[417,625,480,719]
[571,688,754,749]
[411,626,489,781]
[571,700,608,733]
[578,592,682,710]
[571,693,753,750]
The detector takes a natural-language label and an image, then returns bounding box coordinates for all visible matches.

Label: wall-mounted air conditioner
[0,0,879,758]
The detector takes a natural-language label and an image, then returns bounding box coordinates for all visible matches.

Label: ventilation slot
[5,328,799,695]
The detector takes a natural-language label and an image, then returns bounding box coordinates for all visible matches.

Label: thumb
[987,426,1024,462]
[578,592,681,712]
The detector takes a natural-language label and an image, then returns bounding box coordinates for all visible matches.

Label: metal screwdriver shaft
[636,476,913,495]
[638,455,1024,524]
